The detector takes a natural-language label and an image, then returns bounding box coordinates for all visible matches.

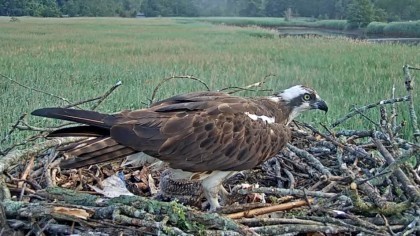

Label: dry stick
[372,137,420,201]
[237,217,324,227]
[331,96,410,127]
[89,81,122,110]
[391,83,398,132]
[380,106,388,133]
[37,218,55,236]
[305,215,387,236]
[287,144,331,177]
[358,182,387,209]
[2,80,121,155]
[223,74,276,94]
[217,202,271,214]
[204,230,240,236]
[16,122,57,132]
[0,114,27,145]
[1,134,44,157]
[226,198,314,219]
[223,86,271,94]
[283,169,295,189]
[149,75,210,106]
[0,137,86,174]
[252,224,350,235]
[380,214,397,236]
[403,65,419,142]
[236,187,350,202]
[360,139,418,184]
[326,210,383,232]
[335,130,389,140]
[354,108,381,128]
[18,156,35,189]
[304,123,372,160]
[0,73,73,105]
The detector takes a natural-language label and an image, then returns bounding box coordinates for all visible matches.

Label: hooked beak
[312,100,328,113]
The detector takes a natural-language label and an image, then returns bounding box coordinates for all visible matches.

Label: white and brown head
[270,85,328,124]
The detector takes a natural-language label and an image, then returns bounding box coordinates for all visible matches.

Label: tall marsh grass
[0,17,419,146]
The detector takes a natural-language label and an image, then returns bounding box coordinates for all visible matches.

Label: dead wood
[226,198,314,219]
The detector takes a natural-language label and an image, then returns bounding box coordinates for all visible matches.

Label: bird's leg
[202,179,222,211]
[219,185,230,205]
[201,171,236,211]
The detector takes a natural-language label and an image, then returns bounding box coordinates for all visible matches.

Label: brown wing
[109,96,291,172]
[32,91,291,171]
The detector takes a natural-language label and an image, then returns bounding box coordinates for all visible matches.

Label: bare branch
[0,73,73,105]
[403,65,419,141]
[332,96,410,127]
[149,75,210,106]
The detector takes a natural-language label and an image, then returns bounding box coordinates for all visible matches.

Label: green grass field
[0,17,419,147]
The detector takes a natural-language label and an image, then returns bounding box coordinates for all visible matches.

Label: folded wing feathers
[47,126,109,137]
[31,92,291,171]
[31,108,114,129]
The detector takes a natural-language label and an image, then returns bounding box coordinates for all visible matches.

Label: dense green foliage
[346,0,376,27]
[0,17,418,146]
[366,21,388,34]
[382,20,420,38]
[0,0,419,23]
[0,0,142,17]
[365,19,420,37]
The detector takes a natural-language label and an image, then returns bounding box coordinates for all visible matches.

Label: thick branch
[236,187,350,202]
[403,65,419,141]
[372,138,420,201]
[332,96,410,127]
[226,199,314,219]
[287,144,331,177]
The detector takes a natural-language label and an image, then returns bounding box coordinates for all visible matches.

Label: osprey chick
[32,85,327,210]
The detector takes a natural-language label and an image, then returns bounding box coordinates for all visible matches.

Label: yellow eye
[303,94,311,101]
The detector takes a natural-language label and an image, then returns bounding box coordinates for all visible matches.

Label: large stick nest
[0,69,419,236]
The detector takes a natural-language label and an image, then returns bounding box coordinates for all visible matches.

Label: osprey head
[272,85,328,124]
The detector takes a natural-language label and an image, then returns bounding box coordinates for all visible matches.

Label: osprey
[32,85,328,210]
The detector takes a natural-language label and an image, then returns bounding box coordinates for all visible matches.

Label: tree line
[0,0,418,22]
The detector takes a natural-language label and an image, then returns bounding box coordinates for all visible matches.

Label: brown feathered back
[32,91,292,171]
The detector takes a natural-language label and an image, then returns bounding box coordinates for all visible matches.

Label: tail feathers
[48,126,110,137]
[59,137,136,169]
[31,108,116,129]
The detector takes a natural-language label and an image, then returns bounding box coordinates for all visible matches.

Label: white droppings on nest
[89,174,133,198]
